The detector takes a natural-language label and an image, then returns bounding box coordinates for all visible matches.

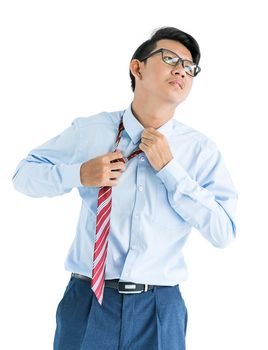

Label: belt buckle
[118,281,145,294]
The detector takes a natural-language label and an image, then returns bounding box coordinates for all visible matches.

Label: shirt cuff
[156,157,195,193]
[58,162,83,190]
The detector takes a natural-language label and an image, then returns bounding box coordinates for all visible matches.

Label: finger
[145,127,160,134]
[141,137,153,145]
[107,178,119,187]
[141,135,154,142]
[109,150,123,162]
[110,161,126,171]
[139,142,149,151]
[143,128,162,139]
[109,170,123,179]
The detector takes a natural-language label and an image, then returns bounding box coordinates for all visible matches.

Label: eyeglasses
[140,48,201,77]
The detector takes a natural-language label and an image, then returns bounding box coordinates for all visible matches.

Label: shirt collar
[122,103,174,145]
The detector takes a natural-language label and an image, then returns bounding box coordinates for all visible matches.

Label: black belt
[71,273,156,294]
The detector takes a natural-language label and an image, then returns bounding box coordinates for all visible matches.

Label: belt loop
[144,284,148,292]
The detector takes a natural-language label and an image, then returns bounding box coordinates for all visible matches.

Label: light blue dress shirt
[12,103,238,286]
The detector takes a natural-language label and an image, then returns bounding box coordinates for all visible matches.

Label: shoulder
[71,109,124,129]
[172,119,218,154]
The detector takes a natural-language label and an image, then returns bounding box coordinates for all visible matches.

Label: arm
[12,119,83,197]
[156,144,238,248]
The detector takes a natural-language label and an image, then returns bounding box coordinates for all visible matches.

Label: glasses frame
[140,48,201,77]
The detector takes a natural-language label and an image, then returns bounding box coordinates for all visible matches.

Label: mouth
[168,80,183,89]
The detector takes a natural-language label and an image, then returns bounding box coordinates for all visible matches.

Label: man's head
[129,27,201,107]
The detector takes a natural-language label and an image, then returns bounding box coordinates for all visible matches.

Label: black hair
[129,26,201,92]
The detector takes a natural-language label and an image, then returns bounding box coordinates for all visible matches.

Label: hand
[80,150,126,187]
[139,128,173,172]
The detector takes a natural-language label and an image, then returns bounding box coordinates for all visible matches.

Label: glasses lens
[162,50,179,65]
[183,60,199,77]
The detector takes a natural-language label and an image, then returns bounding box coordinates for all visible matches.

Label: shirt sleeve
[12,119,83,197]
[156,142,238,248]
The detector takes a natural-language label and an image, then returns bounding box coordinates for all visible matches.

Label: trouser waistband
[71,273,157,294]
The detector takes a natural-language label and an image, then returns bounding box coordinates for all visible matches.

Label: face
[131,39,195,106]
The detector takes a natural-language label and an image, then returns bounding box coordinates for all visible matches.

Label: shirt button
[140,156,145,161]
[138,185,143,191]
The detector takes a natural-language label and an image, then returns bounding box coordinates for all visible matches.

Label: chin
[164,96,185,106]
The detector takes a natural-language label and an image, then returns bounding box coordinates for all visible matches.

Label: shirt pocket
[152,182,187,230]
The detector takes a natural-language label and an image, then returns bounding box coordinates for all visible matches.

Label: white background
[1,0,267,349]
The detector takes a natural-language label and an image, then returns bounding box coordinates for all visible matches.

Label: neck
[131,95,176,129]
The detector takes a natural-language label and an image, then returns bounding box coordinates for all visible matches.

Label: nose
[170,61,185,78]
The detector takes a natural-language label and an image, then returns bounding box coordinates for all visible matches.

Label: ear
[129,59,142,79]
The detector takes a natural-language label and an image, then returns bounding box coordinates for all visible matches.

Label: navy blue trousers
[53,275,188,349]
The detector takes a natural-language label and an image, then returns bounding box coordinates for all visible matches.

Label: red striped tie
[91,116,143,305]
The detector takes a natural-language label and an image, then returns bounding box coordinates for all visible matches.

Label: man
[12,26,238,349]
